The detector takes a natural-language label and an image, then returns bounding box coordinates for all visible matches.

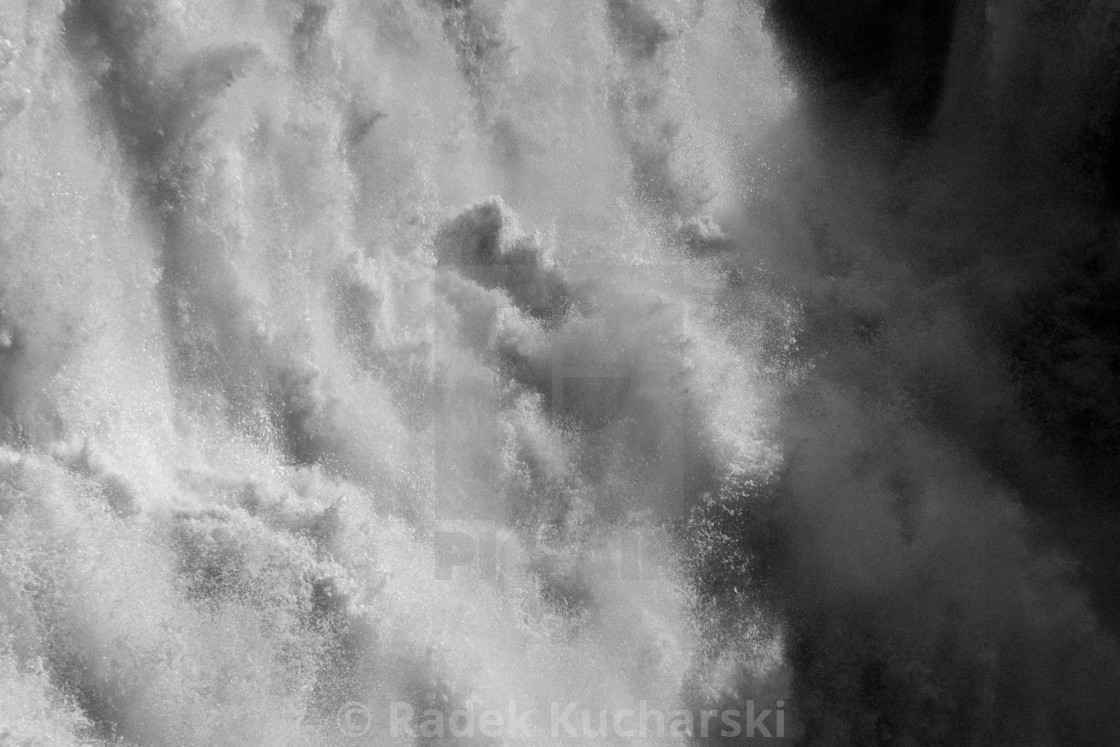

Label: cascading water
[2,1,1119,745]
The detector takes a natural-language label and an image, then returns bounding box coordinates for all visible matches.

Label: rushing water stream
[2,1,1119,744]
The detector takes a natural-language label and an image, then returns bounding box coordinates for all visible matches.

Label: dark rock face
[764,0,1120,201]
[754,0,1120,694]
[762,1,1120,489]
[1100,91,1120,206]
[763,0,958,133]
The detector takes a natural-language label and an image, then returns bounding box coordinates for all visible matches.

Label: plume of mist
[2,0,1119,745]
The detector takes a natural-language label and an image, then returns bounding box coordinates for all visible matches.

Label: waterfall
[2,1,1118,744]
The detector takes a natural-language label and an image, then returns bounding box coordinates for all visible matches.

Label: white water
[1,1,1118,745]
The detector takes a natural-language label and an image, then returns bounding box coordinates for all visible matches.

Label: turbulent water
[2,1,1119,744]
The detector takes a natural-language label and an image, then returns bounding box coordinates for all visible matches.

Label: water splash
[1,1,1118,745]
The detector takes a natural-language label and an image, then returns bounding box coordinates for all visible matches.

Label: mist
[2,1,1118,745]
